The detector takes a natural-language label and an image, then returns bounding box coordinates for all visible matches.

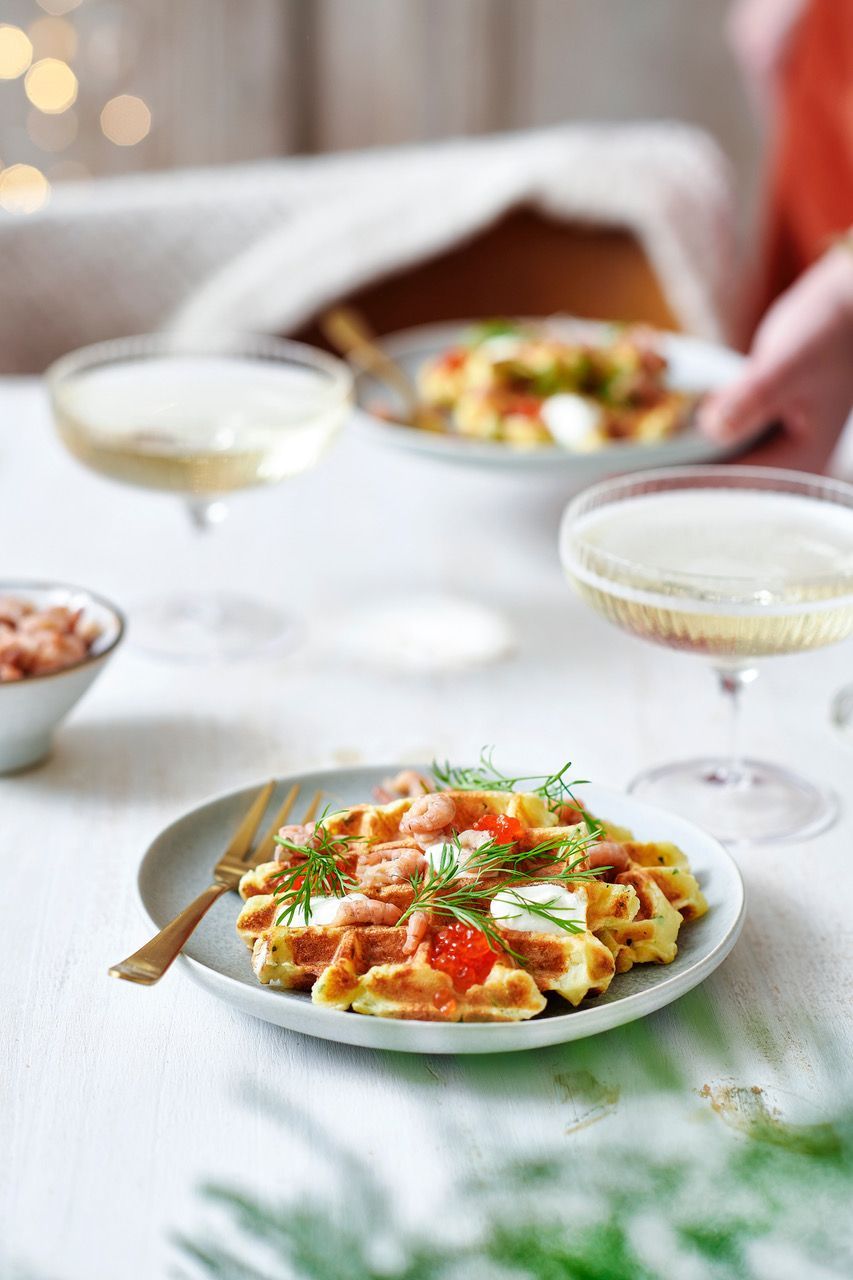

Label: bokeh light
[0,24,33,79]
[25,57,78,113]
[28,16,78,62]
[0,164,50,214]
[100,94,151,146]
[36,0,82,16]
[27,105,78,152]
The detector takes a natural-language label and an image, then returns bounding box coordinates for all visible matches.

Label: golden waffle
[236,789,708,1022]
[250,922,619,1019]
[237,860,640,943]
[593,842,708,973]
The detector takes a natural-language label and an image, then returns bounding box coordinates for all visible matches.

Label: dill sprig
[431,748,603,830]
[271,808,362,926]
[431,748,533,794]
[397,830,608,959]
[465,826,603,883]
[397,843,523,959]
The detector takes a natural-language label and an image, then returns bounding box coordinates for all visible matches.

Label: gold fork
[109,781,319,985]
[321,306,447,433]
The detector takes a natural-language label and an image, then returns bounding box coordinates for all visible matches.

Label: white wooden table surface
[3,378,853,1280]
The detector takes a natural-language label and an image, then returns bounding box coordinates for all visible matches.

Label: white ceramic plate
[137,765,745,1054]
[354,317,756,475]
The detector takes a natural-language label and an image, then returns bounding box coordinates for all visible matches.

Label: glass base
[628,757,839,846]
[130,591,297,663]
[329,593,515,673]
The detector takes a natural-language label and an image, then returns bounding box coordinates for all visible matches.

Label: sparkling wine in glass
[560,466,853,844]
[47,333,353,661]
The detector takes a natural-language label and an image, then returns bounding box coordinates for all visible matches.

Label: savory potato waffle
[416,322,693,451]
[236,765,708,1023]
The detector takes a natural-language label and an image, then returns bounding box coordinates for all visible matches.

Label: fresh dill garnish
[271,807,362,926]
[431,747,604,832]
[431,748,525,794]
[464,827,604,884]
[397,842,523,960]
[397,830,608,959]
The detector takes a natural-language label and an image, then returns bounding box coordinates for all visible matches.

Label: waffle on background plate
[236,783,708,1023]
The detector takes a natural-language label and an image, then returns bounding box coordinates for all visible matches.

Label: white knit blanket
[0,123,737,373]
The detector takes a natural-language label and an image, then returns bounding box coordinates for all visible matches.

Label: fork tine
[300,790,323,824]
[223,780,275,861]
[251,783,300,864]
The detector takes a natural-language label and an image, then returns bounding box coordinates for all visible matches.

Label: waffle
[236,787,708,1023]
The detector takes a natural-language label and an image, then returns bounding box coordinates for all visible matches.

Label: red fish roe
[429,922,497,992]
[472,813,523,844]
[432,988,458,1016]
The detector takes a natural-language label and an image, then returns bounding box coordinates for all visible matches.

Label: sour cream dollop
[490,884,588,935]
[423,829,493,873]
[541,394,602,450]
[284,894,362,927]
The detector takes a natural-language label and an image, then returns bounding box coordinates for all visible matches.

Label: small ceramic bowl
[0,582,125,773]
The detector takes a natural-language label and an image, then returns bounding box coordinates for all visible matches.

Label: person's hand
[697,245,853,469]
[726,0,808,119]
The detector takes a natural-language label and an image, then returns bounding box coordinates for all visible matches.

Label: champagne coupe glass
[560,466,853,844]
[47,333,353,662]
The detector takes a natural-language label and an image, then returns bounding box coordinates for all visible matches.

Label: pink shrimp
[18,606,79,636]
[0,598,101,681]
[585,842,631,879]
[0,597,34,626]
[403,911,430,955]
[274,822,316,863]
[357,839,416,867]
[26,631,87,675]
[358,848,426,890]
[331,894,402,927]
[399,792,456,845]
[373,769,431,803]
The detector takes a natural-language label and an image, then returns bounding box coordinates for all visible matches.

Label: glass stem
[181,499,230,627]
[713,663,758,786]
[186,498,228,533]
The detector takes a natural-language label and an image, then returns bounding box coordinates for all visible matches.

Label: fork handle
[108,881,230,985]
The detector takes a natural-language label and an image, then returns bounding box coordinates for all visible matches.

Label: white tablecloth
[3,378,852,1279]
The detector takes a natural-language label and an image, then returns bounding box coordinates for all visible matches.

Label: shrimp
[0,628,26,669]
[357,839,416,867]
[399,792,456,845]
[27,631,87,675]
[0,597,34,626]
[358,848,426,890]
[373,769,431,803]
[584,842,631,880]
[274,822,316,863]
[331,894,402,927]
[0,598,101,681]
[18,606,79,636]
[403,911,429,954]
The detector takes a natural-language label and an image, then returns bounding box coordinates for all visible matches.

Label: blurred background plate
[354,317,755,475]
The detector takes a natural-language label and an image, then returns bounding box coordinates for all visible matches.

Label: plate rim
[136,765,746,1054]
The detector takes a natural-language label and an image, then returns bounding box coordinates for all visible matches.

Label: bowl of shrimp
[0,583,125,773]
